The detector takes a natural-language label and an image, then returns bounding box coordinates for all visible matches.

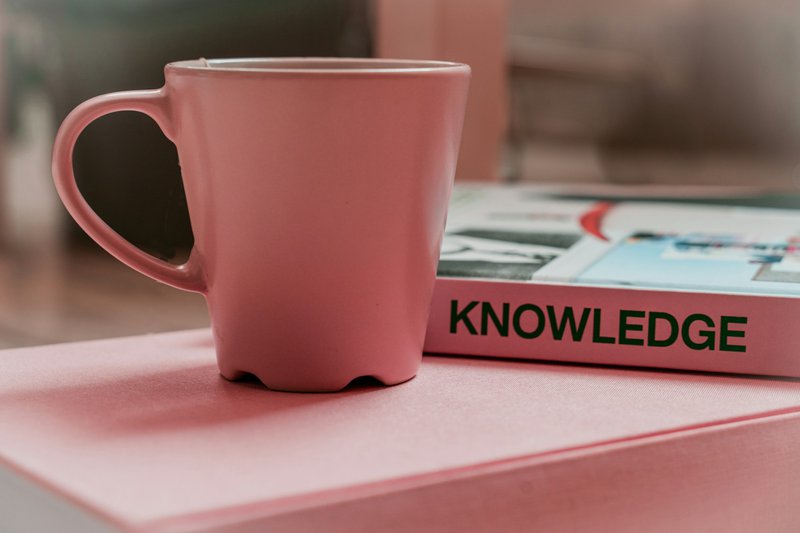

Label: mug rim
[166,57,470,76]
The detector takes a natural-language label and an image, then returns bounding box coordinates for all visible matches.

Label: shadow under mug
[51,58,471,392]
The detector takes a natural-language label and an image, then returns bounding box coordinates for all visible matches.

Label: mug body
[165,58,470,391]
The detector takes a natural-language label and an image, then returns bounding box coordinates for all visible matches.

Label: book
[425,184,800,377]
[2,329,800,531]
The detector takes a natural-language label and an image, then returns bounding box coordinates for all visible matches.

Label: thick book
[2,330,800,532]
[425,185,800,377]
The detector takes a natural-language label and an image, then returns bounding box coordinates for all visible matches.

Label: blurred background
[1,0,799,348]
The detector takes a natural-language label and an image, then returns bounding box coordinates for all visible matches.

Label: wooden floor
[0,91,209,350]
[0,245,209,349]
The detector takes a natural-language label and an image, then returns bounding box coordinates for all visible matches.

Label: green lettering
[450,300,478,335]
[619,310,645,346]
[681,313,716,351]
[592,309,616,344]
[481,302,510,337]
[547,306,590,341]
[513,304,545,339]
[647,312,679,347]
[720,315,747,353]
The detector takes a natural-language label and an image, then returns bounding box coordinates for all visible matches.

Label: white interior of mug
[167,57,469,74]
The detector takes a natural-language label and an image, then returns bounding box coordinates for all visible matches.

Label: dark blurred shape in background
[6,0,371,258]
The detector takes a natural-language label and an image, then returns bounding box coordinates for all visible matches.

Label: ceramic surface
[52,58,470,391]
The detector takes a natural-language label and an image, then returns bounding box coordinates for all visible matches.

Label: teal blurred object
[11,0,370,258]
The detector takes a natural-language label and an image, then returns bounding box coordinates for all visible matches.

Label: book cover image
[438,185,800,296]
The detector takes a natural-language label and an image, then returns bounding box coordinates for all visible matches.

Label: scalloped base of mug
[218,364,419,393]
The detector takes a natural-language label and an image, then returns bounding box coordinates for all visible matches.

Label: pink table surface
[2,329,800,531]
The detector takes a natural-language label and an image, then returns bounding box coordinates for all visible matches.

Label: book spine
[424,278,800,377]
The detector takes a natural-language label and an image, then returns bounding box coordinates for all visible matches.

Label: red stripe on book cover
[579,201,614,241]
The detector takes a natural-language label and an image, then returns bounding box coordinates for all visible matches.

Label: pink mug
[52,58,470,392]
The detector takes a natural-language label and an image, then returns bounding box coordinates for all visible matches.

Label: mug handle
[51,88,205,293]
